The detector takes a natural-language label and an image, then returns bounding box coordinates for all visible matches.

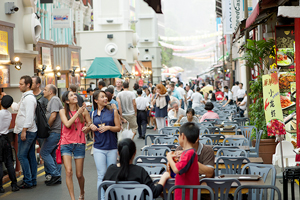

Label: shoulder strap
[92,111,94,123]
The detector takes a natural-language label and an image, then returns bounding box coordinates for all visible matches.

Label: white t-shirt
[231,85,239,100]
[191,92,204,108]
[168,108,186,120]
[237,89,246,99]
[177,87,186,99]
[187,90,193,102]
[136,96,149,111]
[0,109,12,135]
[117,91,136,115]
[224,91,233,100]
[240,96,247,110]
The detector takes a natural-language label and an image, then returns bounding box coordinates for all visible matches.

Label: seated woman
[177,108,199,124]
[103,139,170,198]
[200,102,219,122]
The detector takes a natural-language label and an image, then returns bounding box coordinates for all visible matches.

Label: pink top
[61,111,86,145]
[200,111,219,122]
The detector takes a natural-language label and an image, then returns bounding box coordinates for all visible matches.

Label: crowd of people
[0,76,247,200]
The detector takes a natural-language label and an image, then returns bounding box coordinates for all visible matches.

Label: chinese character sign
[263,73,286,136]
[0,31,8,56]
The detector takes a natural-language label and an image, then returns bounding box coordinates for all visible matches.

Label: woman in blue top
[89,90,121,200]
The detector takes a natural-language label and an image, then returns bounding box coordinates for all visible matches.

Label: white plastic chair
[272,140,299,167]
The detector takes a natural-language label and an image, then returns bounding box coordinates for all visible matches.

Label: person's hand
[167,151,175,160]
[90,124,98,132]
[222,105,226,107]
[82,126,89,133]
[98,126,111,133]
[77,104,86,115]
[179,115,184,119]
[21,130,26,141]
[122,118,127,123]
[175,150,183,158]
[0,92,7,98]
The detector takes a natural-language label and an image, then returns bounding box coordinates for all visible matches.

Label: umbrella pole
[279,137,285,172]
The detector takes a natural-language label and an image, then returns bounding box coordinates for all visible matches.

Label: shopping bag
[121,122,134,140]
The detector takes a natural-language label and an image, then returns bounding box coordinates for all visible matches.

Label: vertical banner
[222,0,233,34]
[231,0,244,32]
[0,31,8,55]
[263,73,286,136]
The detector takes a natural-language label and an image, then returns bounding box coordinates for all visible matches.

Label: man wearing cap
[200,102,219,122]
[0,95,19,193]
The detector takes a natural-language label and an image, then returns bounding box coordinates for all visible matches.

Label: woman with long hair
[59,91,92,200]
[89,90,121,200]
[151,84,170,131]
[103,139,170,198]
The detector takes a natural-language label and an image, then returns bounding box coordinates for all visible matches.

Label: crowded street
[1,0,300,200]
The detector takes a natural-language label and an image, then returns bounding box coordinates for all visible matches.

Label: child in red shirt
[167,122,199,200]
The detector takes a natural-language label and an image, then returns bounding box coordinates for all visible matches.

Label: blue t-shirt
[90,108,117,150]
[110,99,119,109]
[173,89,183,100]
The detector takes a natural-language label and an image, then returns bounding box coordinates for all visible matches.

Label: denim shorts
[60,143,86,159]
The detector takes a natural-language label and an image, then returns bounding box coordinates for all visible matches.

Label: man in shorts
[117,82,137,139]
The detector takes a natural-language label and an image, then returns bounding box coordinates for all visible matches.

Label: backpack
[25,94,50,138]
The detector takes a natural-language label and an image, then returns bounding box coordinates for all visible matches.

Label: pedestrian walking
[186,85,193,109]
[136,89,149,139]
[90,90,121,200]
[231,81,239,104]
[117,82,138,139]
[60,91,92,200]
[191,87,205,109]
[114,78,123,97]
[14,76,38,189]
[41,84,63,186]
[0,95,19,193]
[152,84,170,131]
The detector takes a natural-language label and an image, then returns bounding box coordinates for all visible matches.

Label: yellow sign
[263,73,286,136]
[291,82,296,94]
[0,31,8,55]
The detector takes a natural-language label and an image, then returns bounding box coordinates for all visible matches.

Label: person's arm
[116,97,123,117]
[21,96,36,141]
[48,112,57,127]
[198,147,215,178]
[223,99,231,107]
[198,162,214,178]
[167,152,180,174]
[59,105,86,128]
[97,109,121,133]
[132,98,137,114]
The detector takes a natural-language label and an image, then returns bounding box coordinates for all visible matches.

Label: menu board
[263,73,286,136]
[0,65,9,87]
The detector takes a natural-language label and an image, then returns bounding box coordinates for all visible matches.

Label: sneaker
[18,182,32,189]
[45,175,52,181]
[11,185,19,192]
[0,188,4,193]
[46,176,61,186]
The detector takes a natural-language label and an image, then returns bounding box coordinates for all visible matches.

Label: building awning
[86,57,122,79]
[246,3,260,29]
[143,0,163,14]
[120,60,132,74]
[278,6,300,18]
[135,60,145,76]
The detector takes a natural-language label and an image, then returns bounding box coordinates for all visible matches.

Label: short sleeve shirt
[175,148,199,200]
[46,96,63,133]
[117,91,136,115]
[240,96,247,110]
[191,92,204,108]
[172,89,183,100]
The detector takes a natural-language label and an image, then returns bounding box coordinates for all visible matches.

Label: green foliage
[160,43,174,67]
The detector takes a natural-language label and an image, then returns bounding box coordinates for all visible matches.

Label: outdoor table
[216,134,245,143]
[207,145,250,155]
[214,157,263,169]
[140,144,178,151]
[220,129,236,135]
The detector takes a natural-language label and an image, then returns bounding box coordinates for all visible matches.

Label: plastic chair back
[223,138,249,147]
[239,126,257,146]
[141,146,171,156]
[105,183,153,200]
[272,140,297,167]
[169,118,178,126]
[241,163,276,200]
[154,136,178,144]
[249,130,263,157]
[145,134,168,145]
[215,156,250,176]
[134,155,168,165]
[216,148,247,157]
[233,185,281,200]
[204,118,217,124]
[200,134,225,145]
[167,185,214,200]
[136,163,166,175]
[233,117,250,126]
[198,122,213,127]
[199,127,210,135]
[206,126,221,134]
[159,127,180,135]
[213,146,239,152]
[98,181,139,200]
[200,178,241,200]
[199,137,213,145]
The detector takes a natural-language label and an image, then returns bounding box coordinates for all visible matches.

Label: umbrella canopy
[171,66,184,72]
[162,68,178,74]
[201,85,214,94]
[86,57,122,79]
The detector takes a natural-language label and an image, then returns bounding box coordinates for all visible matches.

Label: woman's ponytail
[116,139,136,182]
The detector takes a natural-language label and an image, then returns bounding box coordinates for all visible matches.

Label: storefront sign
[222,0,233,34]
[52,9,72,28]
[275,25,295,71]
[263,73,286,136]
[57,79,66,88]
[42,47,51,66]
[71,51,79,67]
[231,0,244,32]
[291,82,296,93]
[0,31,8,56]
[0,65,10,87]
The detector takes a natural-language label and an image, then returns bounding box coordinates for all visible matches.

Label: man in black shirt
[69,84,84,107]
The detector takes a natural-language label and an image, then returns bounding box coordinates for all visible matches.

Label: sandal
[78,194,84,200]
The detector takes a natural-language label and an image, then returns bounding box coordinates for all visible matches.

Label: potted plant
[242,39,277,164]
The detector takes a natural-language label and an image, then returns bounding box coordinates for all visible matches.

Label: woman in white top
[191,87,205,109]
[177,108,199,124]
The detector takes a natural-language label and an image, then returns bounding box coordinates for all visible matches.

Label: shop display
[267,119,286,136]
[280,96,293,108]
[279,72,295,89]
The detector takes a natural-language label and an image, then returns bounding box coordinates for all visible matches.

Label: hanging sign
[71,51,80,67]
[42,47,51,66]
[52,9,72,28]
[223,0,233,34]
[231,0,244,32]
[0,31,8,55]
[263,72,286,136]
[57,79,66,88]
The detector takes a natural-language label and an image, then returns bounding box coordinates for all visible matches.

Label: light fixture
[70,66,78,77]
[57,72,61,77]
[11,57,22,70]
[56,65,60,71]
[37,65,47,76]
